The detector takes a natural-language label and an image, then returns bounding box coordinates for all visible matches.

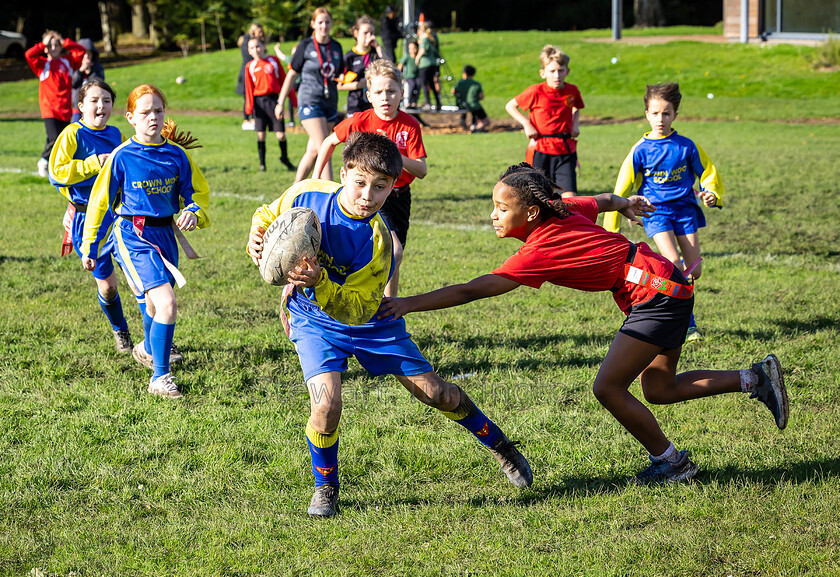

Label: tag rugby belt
[615,243,694,300]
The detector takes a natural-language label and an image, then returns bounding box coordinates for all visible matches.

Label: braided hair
[498,163,571,220]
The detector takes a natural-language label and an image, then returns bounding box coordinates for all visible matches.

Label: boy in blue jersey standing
[604,82,723,341]
[247,132,532,518]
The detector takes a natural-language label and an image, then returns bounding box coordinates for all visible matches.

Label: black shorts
[532,150,577,194]
[379,185,411,247]
[619,267,694,350]
[254,94,284,133]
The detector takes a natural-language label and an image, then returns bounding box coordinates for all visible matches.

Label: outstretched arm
[378,273,520,320]
[592,193,654,226]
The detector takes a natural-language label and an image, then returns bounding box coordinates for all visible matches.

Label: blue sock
[98,291,128,332]
[137,296,153,354]
[149,320,175,379]
[306,419,339,487]
[689,312,697,328]
[135,293,147,317]
[441,388,501,448]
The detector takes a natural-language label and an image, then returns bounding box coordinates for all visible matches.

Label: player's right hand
[247,227,265,266]
[82,257,95,271]
[377,297,408,320]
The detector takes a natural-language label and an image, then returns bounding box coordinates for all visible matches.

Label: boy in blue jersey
[247,132,532,518]
[603,82,723,341]
[81,84,210,398]
[50,79,136,353]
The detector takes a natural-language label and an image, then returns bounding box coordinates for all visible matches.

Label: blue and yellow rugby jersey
[251,179,394,327]
[81,137,210,259]
[604,130,724,232]
[48,122,125,205]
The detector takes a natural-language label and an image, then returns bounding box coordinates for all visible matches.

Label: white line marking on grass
[212,191,269,202]
[414,220,493,232]
[0,168,30,174]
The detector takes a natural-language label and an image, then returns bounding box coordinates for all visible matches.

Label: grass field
[2,28,840,576]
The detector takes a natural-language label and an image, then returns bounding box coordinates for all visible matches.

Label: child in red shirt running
[244,37,295,172]
[506,45,583,198]
[312,58,427,297]
[25,30,86,177]
[379,163,789,484]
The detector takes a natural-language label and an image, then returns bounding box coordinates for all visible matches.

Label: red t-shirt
[492,196,676,313]
[25,40,86,121]
[333,109,426,188]
[244,55,287,114]
[514,82,584,155]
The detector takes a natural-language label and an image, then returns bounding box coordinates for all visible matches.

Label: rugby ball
[259,207,322,286]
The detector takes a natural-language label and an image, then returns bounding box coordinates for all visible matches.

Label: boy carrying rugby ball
[247,132,532,518]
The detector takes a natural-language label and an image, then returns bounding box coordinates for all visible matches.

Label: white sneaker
[37,157,49,177]
[148,373,182,398]
[241,119,255,131]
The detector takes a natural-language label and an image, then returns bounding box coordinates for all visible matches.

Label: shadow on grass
[720,314,840,341]
[702,456,840,485]
[414,331,611,376]
[473,456,840,507]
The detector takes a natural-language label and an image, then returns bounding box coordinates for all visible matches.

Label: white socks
[740,368,758,394]
[651,442,680,464]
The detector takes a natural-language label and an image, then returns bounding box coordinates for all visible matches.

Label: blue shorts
[289,314,433,382]
[111,217,178,293]
[298,102,339,123]
[643,199,706,238]
[72,210,115,280]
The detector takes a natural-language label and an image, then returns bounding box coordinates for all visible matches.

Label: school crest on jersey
[393,130,409,151]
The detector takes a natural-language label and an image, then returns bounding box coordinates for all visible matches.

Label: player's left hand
[287,256,321,288]
[274,103,283,120]
[176,210,198,232]
[699,191,717,207]
[621,195,655,226]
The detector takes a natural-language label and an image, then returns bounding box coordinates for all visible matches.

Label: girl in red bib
[379,163,788,484]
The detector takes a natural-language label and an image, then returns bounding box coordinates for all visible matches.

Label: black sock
[258,141,266,165]
[278,139,288,160]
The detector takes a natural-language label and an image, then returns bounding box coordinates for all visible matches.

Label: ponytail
[161,118,201,149]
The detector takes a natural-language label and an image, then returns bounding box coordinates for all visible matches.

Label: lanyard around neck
[312,37,331,97]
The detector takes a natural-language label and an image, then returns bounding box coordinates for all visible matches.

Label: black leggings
[42,118,69,160]
[418,66,440,107]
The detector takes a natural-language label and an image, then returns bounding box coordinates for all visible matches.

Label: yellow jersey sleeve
[181,148,211,228]
[696,144,724,206]
[310,217,392,325]
[49,125,101,199]
[603,148,642,232]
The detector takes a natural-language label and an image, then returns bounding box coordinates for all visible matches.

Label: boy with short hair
[505,45,584,197]
[312,58,426,297]
[453,64,490,133]
[247,132,532,518]
[244,37,295,172]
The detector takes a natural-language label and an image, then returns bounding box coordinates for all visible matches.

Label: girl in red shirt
[25,30,86,176]
[379,163,788,484]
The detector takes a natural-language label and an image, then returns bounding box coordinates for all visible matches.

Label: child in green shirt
[453,65,489,132]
